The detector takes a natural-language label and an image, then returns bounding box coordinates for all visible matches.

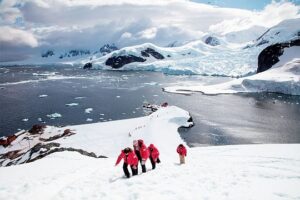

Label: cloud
[0,26,38,47]
[0,26,38,62]
[209,1,300,34]
[0,0,299,62]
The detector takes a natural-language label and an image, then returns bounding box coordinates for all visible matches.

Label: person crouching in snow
[177,144,187,164]
[148,144,161,169]
[115,147,138,178]
[138,139,149,173]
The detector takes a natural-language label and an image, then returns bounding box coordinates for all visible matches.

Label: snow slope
[164,47,300,96]
[0,106,299,199]
[0,106,192,166]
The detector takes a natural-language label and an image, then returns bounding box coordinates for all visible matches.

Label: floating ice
[85,108,93,114]
[116,96,121,98]
[74,97,86,100]
[46,113,62,119]
[22,118,29,122]
[66,103,79,107]
[38,94,48,98]
[86,118,93,122]
[144,82,158,86]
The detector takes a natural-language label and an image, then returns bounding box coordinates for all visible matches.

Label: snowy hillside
[164,46,300,95]
[0,106,299,200]
[250,18,300,47]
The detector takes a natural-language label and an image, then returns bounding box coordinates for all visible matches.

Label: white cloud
[209,1,300,34]
[0,26,38,62]
[0,26,38,47]
[121,32,132,39]
[0,0,299,62]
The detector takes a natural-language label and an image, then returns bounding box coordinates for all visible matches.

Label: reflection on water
[0,65,300,146]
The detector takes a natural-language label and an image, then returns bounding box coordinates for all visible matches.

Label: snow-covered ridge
[252,18,300,47]
[0,106,193,167]
[81,41,261,77]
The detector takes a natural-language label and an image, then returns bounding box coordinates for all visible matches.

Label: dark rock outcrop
[141,48,164,59]
[99,44,118,55]
[39,129,75,142]
[205,36,220,46]
[0,135,17,147]
[29,124,46,135]
[83,62,93,69]
[257,39,300,73]
[105,55,146,69]
[41,50,54,58]
[0,142,107,166]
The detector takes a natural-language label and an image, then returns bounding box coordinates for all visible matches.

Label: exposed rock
[0,142,107,167]
[141,51,150,57]
[0,150,21,160]
[105,55,146,69]
[99,44,118,55]
[27,143,107,164]
[205,36,220,46]
[257,39,300,73]
[59,49,90,59]
[83,62,93,69]
[0,135,17,147]
[28,124,46,135]
[256,39,269,46]
[41,50,54,58]
[39,129,76,142]
[141,48,164,59]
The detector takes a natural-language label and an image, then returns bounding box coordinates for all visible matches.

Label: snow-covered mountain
[80,18,299,77]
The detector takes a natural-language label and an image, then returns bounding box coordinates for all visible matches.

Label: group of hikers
[115,139,187,178]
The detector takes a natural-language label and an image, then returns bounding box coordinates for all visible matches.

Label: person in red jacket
[148,144,161,170]
[138,139,149,173]
[177,144,187,164]
[115,147,138,178]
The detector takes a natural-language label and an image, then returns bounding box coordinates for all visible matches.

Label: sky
[0,0,299,62]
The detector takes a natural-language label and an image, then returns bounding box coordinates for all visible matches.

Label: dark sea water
[0,65,300,146]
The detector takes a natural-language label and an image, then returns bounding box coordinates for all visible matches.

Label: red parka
[115,150,138,166]
[138,139,149,160]
[177,145,187,156]
[148,144,160,160]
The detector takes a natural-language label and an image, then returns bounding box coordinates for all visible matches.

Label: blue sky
[192,0,300,10]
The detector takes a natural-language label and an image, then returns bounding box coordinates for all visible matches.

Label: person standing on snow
[148,144,161,169]
[138,139,149,173]
[177,144,187,164]
[115,147,138,178]
[133,140,142,165]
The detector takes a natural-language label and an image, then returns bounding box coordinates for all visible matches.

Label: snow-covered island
[0,106,300,199]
